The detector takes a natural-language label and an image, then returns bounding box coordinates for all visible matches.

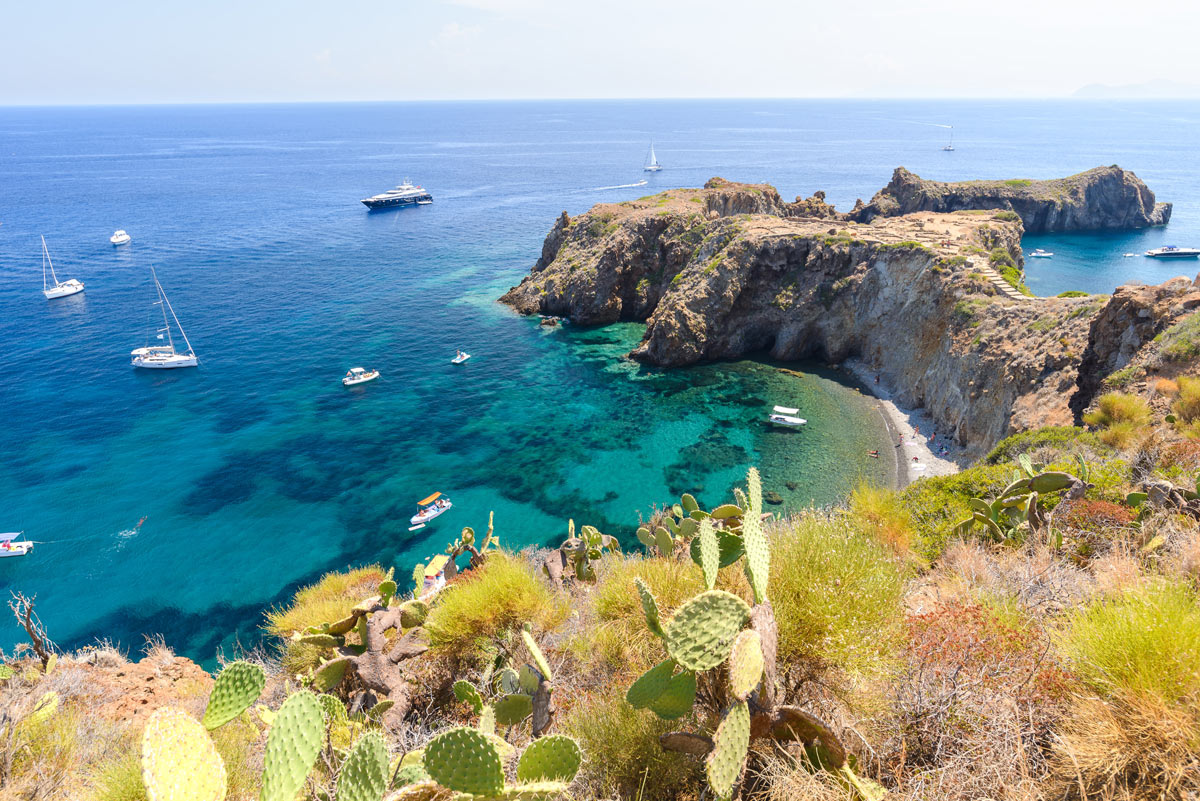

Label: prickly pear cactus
[399,599,429,628]
[515,735,583,783]
[664,590,751,671]
[728,630,764,701]
[378,579,398,608]
[634,577,664,637]
[453,679,485,713]
[393,762,432,788]
[336,731,389,801]
[493,693,533,725]
[312,656,350,692]
[423,726,506,796]
[625,658,676,709]
[260,691,325,801]
[697,518,719,591]
[141,706,227,801]
[202,660,266,730]
[646,669,697,720]
[521,626,553,681]
[706,700,750,800]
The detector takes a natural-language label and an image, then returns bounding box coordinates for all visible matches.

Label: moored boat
[342,367,380,386]
[643,143,663,172]
[131,267,198,369]
[768,405,807,426]
[1145,246,1200,259]
[40,236,85,299]
[451,350,471,365]
[361,179,433,209]
[110,229,131,246]
[410,492,452,527]
[1029,248,1053,258]
[0,533,33,558]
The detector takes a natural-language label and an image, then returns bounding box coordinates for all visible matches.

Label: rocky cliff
[501,179,1194,457]
[851,165,1171,233]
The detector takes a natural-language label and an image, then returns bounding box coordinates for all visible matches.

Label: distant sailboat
[643,143,663,172]
[40,236,85,299]
[131,266,197,369]
[942,127,955,152]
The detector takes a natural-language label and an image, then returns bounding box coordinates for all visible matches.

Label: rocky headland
[501,170,1195,459]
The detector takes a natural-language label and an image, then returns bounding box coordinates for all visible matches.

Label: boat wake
[591,180,648,191]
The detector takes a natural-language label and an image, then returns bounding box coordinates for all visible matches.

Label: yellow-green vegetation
[1155,311,1200,362]
[1172,374,1200,424]
[847,482,915,555]
[1084,391,1152,448]
[426,551,569,658]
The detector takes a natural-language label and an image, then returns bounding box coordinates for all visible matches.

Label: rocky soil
[501,176,1196,459]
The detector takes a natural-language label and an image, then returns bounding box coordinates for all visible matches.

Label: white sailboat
[942,127,955,152]
[131,267,198,369]
[40,236,85,299]
[643,143,663,172]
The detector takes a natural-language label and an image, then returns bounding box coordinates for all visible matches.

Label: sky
[2,0,1198,104]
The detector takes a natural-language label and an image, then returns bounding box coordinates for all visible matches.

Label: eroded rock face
[851,165,1171,233]
[501,179,1188,457]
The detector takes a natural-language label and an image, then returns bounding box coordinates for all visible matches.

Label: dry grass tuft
[264,565,387,637]
[847,483,916,556]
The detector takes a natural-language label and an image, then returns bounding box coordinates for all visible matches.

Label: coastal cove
[4,99,1200,661]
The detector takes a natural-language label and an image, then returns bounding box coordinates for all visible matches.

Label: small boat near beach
[410,492,452,528]
[1029,248,1053,258]
[131,267,198,369]
[110,230,131,246]
[342,367,379,386]
[451,350,471,365]
[40,236,85,299]
[768,405,807,427]
[0,533,33,558]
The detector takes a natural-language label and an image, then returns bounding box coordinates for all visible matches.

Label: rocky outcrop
[501,178,1191,457]
[852,165,1171,233]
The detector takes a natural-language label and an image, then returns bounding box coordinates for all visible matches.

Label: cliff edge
[851,165,1171,233]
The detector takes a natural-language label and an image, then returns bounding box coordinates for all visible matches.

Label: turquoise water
[2,100,1198,660]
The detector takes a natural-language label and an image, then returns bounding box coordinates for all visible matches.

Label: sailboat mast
[150,266,176,352]
[41,236,58,288]
[153,266,195,356]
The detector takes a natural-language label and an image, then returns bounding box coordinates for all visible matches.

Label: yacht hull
[44,280,85,299]
[131,348,198,369]
[362,194,433,209]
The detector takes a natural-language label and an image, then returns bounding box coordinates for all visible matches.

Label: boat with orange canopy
[409,492,452,528]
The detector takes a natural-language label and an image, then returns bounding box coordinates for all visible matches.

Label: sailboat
[40,236,85,299]
[942,127,955,152]
[643,143,663,172]
[131,266,198,369]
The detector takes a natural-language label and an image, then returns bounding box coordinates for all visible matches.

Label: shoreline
[841,359,965,488]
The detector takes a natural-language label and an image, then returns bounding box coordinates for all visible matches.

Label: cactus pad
[680,493,699,514]
[499,666,521,694]
[698,518,719,591]
[625,658,676,709]
[336,732,388,801]
[518,664,540,694]
[393,762,431,788]
[453,680,485,714]
[710,504,743,520]
[318,693,348,723]
[326,614,359,636]
[705,700,750,800]
[312,656,350,692]
[423,726,505,796]
[389,781,452,801]
[747,467,762,514]
[741,511,770,604]
[378,580,398,608]
[399,600,429,629]
[728,630,764,700]
[665,590,751,672]
[202,661,266,731]
[654,526,673,555]
[516,735,583,783]
[635,526,655,548]
[141,707,227,801]
[295,633,344,648]
[521,627,553,682]
[1030,471,1075,493]
[689,530,745,569]
[465,782,572,801]
[647,669,697,720]
[261,691,325,801]
[478,703,496,735]
[493,693,533,726]
[634,577,664,637]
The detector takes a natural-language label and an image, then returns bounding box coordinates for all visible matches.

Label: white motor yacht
[1145,246,1200,259]
[1029,249,1054,258]
[131,267,198,369]
[110,230,131,246]
[40,236,84,299]
[342,367,380,386]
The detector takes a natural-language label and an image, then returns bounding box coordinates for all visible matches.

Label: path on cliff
[970,259,1033,301]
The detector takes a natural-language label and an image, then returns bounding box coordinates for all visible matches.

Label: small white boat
[132,267,198,369]
[110,230,131,246]
[1123,253,1136,258]
[40,236,85,299]
[1029,248,1053,258]
[0,533,33,558]
[342,367,380,386]
[451,351,471,365]
[769,406,807,426]
[942,127,954,151]
[643,143,663,172]
[410,492,452,527]
[1145,246,1200,259]
[416,199,433,206]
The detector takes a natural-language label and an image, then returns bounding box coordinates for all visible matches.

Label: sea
[2,100,1199,662]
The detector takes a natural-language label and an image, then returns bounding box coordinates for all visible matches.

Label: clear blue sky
[2,0,1195,104]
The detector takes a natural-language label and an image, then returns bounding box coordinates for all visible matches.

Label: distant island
[1073,79,1200,98]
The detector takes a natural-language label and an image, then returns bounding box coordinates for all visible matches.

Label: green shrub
[986,426,1105,464]
[265,565,388,638]
[426,552,568,658]
[993,210,1021,222]
[769,514,905,677]
[561,691,701,801]
[1156,312,1200,362]
[1057,290,1090,298]
[899,464,1013,558]
[1172,375,1200,423]
[1057,580,1200,705]
[1004,179,1032,188]
[1083,392,1151,428]
[846,483,916,555]
[1103,365,1141,389]
[90,748,148,801]
[989,248,1017,269]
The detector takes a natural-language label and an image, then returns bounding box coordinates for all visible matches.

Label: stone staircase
[969,259,1031,301]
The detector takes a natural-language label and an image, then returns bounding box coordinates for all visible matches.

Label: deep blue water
[2,100,1198,661]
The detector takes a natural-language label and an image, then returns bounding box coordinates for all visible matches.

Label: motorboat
[768,405,807,426]
[40,236,85,299]
[131,267,198,369]
[1123,253,1136,258]
[1029,249,1053,258]
[643,143,663,172]
[0,533,33,558]
[1145,246,1200,259]
[342,367,380,386]
[110,230,131,246]
[410,492,452,527]
[451,351,471,365]
[361,179,433,209]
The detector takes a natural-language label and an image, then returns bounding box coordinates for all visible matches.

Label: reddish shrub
[1061,499,1135,533]
[1160,439,1200,474]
